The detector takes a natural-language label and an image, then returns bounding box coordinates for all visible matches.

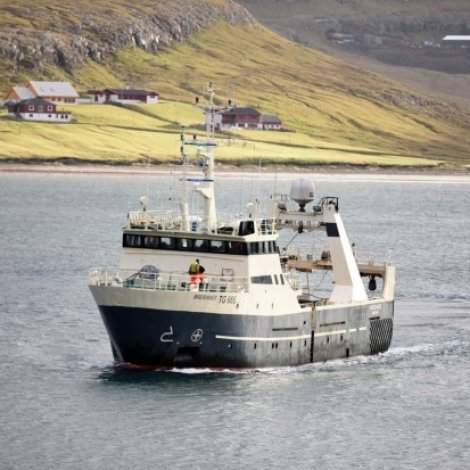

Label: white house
[4,81,79,104]
[92,88,159,104]
[7,98,72,122]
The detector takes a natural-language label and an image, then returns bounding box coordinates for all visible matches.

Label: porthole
[304,340,307,347]
[227,343,232,349]
[271,343,275,349]
[326,337,330,344]
[254,343,257,349]
[290,342,293,348]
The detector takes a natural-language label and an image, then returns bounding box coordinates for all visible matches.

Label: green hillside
[0,101,434,167]
[1,1,470,168]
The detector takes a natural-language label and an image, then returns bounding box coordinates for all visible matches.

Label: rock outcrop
[0,0,255,72]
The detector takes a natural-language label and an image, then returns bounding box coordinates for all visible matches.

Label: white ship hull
[90,284,394,368]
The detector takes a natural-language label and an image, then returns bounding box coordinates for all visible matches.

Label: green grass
[0,102,438,167]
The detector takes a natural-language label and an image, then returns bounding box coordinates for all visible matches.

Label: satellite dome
[290,178,315,212]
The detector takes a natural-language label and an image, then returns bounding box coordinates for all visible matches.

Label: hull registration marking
[160,326,174,343]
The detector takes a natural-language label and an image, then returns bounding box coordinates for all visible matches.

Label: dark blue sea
[1,171,469,469]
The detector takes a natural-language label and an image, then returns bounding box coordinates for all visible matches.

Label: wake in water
[91,338,470,381]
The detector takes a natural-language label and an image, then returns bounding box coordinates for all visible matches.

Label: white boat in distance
[88,84,395,369]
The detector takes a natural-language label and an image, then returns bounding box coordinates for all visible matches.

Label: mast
[198,82,217,230]
[183,82,233,231]
[179,125,190,231]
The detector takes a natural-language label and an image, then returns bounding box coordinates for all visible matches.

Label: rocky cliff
[0,0,254,73]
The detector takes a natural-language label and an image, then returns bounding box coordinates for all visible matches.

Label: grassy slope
[238,0,470,108]
[0,102,431,166]
[1,21,470,167]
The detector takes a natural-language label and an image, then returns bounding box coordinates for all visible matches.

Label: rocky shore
[1,162,469,183]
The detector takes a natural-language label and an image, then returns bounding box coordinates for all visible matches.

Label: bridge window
[248,241,277,255]
[143,236,159,249]
[194,239,209,252]
[251,275,272,284]
[123,234,142,247]
[210,240,225,253]
[239,220,255,236]
[159,237,175,249]
[122,234,251,255]
[227,241,247,255]
[176,238,192,250]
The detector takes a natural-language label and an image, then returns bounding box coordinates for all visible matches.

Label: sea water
[0,172,469,469]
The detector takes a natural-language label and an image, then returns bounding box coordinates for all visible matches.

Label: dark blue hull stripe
[98,305,393,368]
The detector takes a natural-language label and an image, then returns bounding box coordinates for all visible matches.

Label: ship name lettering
[219,295,237,304]
[193,294,219,301]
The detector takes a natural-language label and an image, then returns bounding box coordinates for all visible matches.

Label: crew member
[189,259,200,275]
[196,265,206,285]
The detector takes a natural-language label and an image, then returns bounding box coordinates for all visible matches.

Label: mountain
[1,0,470,168]
[238,0,470,107]
[0,0,254,80]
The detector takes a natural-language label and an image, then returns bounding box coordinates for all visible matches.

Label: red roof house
[92,89,159,104]
[211,107,282,131]
[7,98,72,122]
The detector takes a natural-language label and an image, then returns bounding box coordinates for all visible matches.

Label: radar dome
[290,178,315,212]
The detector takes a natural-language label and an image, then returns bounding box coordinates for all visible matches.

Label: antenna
[146,150,150,198]
[180,124,190,231]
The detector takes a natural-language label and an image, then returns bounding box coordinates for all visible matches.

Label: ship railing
[256,218,275,235]
[89,268,249,293]
[126,209,276,235]
[284,271,300,290]
[127,210,177,230]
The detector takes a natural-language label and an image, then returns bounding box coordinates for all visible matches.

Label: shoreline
[1,162,470,182]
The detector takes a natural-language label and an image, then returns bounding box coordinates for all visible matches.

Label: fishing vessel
[88,84,395,369]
